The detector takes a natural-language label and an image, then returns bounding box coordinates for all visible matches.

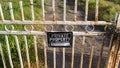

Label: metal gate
[0,0,120,68]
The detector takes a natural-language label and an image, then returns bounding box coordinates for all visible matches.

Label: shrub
[79,0,120,21]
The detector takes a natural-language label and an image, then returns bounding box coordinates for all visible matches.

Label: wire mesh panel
[0,0,119,68]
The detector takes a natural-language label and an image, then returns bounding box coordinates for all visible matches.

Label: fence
[0,0,120,68]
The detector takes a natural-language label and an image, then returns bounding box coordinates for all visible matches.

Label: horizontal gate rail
[0,0,119,68]
[0,31,108,36]
[0,20,112,25]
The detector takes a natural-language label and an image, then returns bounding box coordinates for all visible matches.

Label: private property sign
[47,32,73,47]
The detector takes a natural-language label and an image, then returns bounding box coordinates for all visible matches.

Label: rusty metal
[71,36,75,68]
[74,0,78,21]
[95,0,99,22]
[80,36,85,68]
[85,0,89,21]
[97,36,105,68]
[33,36,39,68]
[88,46,94,68]
[0,20,112,25]
[112,35,120,68]
[116,12,120,28]
[0,0,120,68]
[88,37,95,68]
[114,49,120,68]
[106,34,120,68]
[43,36,48,68]
[52,0,56,23]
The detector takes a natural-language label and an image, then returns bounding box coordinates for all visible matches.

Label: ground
[39,0,111,68]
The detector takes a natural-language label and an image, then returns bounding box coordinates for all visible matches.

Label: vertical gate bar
[95,0,99,21]
[80,36,85,68]
[85,0,89,21]
[14,35,24,68]
[0,43,6,68]
[5,35,14,68]
[33,35,39,68]
[42,0,45,21]
[62,48,65,68]
[62,0,67,58]
[52,0,56,67]
[74,0,78,21]
[113,49,120,68]
[0,4,6,68]
[53,48,56,68]
[63,0,66,21]
[97,36,105,68]
[114,49,120,68]
[52,0,56,22]
[19,1,25,21]
[109,34,114,50]
[9,2,14,21]
[105,35,119,68]
[30,0,34,21]
[52,0,56,66]
[88,37,95,68]
[9,2,24,68]
[0,4,4,21]
[106,45,115,68]
[112,35,120,68]
[116,13,120,29]
[42,0,48,67]
[88,46,94,68]
[20,1,31,68]
[63,0,66,68]
[52,0,55,13]
[71,36,75,68]
[30,0,39,67]
[43,36,48,68]
[89,37,95,68]
[24,36,31,68]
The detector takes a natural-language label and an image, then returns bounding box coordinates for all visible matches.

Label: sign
[47,32,73,47]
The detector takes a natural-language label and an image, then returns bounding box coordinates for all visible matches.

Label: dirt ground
[39,0,112,68]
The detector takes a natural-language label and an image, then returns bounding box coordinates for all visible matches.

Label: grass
[79,0,120,21]
[0,0,46,68]
[0,0,120,67]
[99,0,120,21]
[0,0,43,20]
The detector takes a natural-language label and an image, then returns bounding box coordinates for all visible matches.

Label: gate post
[106,12,120,68]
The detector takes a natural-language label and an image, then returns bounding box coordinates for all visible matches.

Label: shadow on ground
[40,49,107,68]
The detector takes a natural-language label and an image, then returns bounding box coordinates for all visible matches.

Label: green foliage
[80,0,120,21]
[0,0,45,67]
[99,1,120,21]
[107,0,120,4]
[88,0,103,8]
[0,0,43,20]
[57,1,70,13]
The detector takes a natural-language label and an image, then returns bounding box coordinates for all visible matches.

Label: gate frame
[0,0,120,68]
